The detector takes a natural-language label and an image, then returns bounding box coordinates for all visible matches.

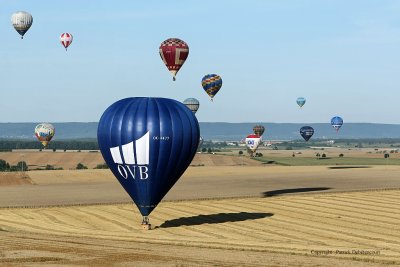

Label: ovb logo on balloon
[109,131,150,180]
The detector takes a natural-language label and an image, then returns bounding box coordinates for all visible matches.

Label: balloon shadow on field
[157,212,273,228]
[328,166,371,169]
[262,187,331,197]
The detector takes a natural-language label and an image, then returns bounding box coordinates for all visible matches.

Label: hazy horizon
[1,121,400,125]
[2,121,400,141]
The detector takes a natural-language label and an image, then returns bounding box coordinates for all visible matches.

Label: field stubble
[0,152,399,266]
[0,190,399,266]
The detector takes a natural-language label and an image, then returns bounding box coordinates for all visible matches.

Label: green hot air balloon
[296,97,306,108]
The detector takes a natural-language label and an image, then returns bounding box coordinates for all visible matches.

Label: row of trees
[238,151,263,157]
[0,139,99,151]
[0,159,109,172]
[76,163,109,169]
[201,147,214,153]
[2,138,400,152]
[0,160,28,172]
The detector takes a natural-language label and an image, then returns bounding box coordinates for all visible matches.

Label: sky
[0,0,399,123]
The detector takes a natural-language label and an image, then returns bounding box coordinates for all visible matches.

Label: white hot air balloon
[11,11,33,39]
[60,33,73,51]
[245,134,262,156]
[198,136,204,149]
[35,123,55,147]
[183,98,200,114]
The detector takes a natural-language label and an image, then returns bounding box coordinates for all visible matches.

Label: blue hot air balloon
[331,116,343,132]
[97,97,200,227]
[300,126,314,141]
[202,74,222,101]
[296,97,306,108]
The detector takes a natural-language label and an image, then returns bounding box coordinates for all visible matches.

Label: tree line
[0,139,99,151]
[0,159,109,172]
[0,160,28,172]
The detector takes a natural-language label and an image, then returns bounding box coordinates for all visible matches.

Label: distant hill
[1,122,400,141]
[199,122,400,140]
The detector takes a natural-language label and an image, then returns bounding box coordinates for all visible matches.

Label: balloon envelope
[11,11,33,39]
[331,116,343,132]
[60,33,73,50]
[245,134,261,153]
[202,74,222,100]
[159,38,189,80]
[97,97,200,217]
[300,126,314,141]
[296,97,306,108]
[35,123,55,147]
[253,125,265,137]
[183,98,200,114]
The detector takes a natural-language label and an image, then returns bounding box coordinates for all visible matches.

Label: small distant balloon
[60,33,73,51]
[35,123,55,147]
[296,97,306,108]
[300,126,314,141]
[245,134,261,154]
[11,11,33,39]
[183,98,200,114]
[253,125,265,137]
[198,136,204,149]
[159,38,189,81]
[202,74,222,101]
[331,116,343,132]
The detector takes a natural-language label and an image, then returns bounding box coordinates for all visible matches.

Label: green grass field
[255,156,400,166]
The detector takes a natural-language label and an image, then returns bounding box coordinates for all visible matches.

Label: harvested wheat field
[190,153,261,166]
[0,151,260,170]
[0,153,400,266]
[0,151,104,170]
[0,190,399,266]
[1,165,400,207]
[0,172,33,186]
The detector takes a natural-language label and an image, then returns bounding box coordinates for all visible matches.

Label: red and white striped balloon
[60,33,73,51]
